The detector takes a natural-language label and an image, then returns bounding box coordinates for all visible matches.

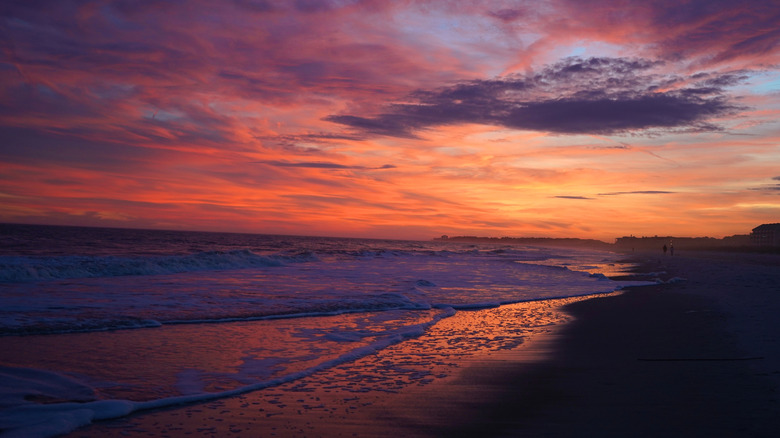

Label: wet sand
[459,251,780,437]
[381,251,780,437]
[68,251,780,437]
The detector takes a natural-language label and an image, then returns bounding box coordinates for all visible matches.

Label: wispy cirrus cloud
[748,176,780,193]
[257,160,395,170]
[598,191,677,196]
[549,0,780,68]
[554,195,594,200]
[749,186,780,192]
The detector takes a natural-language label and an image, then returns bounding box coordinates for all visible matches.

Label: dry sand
[68,251,780,437]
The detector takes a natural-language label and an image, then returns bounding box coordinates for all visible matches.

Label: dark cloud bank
[325,57,745,137]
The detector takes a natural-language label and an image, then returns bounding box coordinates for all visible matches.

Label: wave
[0,250,318,283]
[0,307,456,438]
[0,292,431,336]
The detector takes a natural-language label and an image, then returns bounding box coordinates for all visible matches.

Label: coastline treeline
[434,234,767,252]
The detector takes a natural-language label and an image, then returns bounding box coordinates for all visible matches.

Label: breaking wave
[0,250,318,283]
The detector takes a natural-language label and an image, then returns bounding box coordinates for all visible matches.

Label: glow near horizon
[1,1,779,241]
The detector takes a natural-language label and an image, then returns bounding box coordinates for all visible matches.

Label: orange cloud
[2,1,779,240]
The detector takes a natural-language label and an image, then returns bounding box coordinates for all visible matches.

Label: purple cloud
[325,57,745,137]
[748,185,780,192]
[748,176,780,192]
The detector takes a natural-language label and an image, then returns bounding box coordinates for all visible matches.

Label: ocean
[0,224,650,437]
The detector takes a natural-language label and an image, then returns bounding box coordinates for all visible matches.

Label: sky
[2,0,780,241]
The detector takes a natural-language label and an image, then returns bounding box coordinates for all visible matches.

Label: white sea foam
[0,250,316,283]
[0,367,96,409]
[0,249,652,336]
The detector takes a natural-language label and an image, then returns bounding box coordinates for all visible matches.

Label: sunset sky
[2,0,779,241]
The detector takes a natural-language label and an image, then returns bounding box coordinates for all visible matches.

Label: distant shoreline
[434,234,780,254]
[3,222,777,254]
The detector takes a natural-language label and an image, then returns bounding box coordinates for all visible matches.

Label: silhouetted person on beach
[663,244,667,255]
[670,244,674,256]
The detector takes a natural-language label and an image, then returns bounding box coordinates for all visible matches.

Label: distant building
[750,223,780,247]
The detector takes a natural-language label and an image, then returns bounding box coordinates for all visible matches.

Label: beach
[472,250,780,437]
[64,250,780,437]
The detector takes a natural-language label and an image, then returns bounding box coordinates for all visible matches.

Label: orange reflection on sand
[51,294,623,438]
[426,293,622,362]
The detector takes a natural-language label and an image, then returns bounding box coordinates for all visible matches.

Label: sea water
[0,224,650,437]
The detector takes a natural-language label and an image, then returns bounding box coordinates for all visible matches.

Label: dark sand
[379,251,780,437]
[69,251,780,437]
[438,252,780,437]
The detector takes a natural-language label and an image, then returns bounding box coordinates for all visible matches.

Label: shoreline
[66,251,780,437]
[510,250,780,436]
[383,250,780,437]
[502,250,780,436]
